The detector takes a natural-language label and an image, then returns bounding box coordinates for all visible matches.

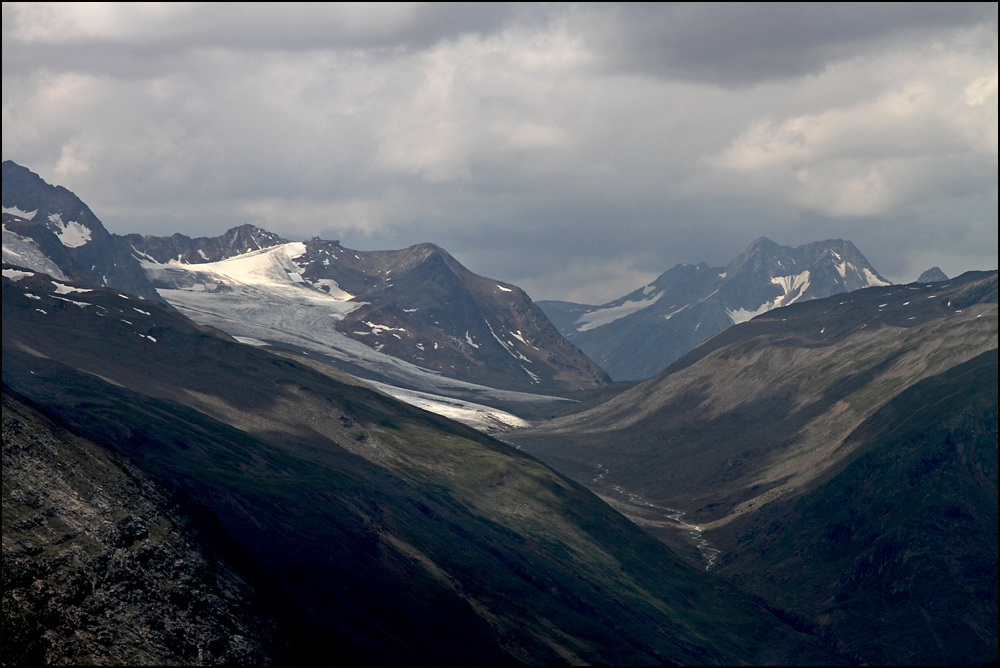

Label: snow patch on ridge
[47,214,92,248]
[726,271,811,325]
[575,291,665,332]
[862,267,890,287]
[2,206,38,219]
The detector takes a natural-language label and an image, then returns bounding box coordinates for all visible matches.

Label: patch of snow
[862,267,891,287]
[575,291,665,332]
[718,272,727,278]
[520,365,540,383]
[36,308,46,313]
[365,380,531,433]
[118,294,130,300]
[509,330,528,345]
[146,336,157,343]
[233,336,270,347]
[496,284,513,292]
[403,308,418,313]
[464,331,479,348]
[3,268,35,281]
[133,307,151,315]
[726,303,774,325]
[727,271,812,324]
[52,283,92,295]
[53,296,89,308]
[835,261,849,278]
[25,292,42,300]
[310,278,354,300]
[643,284,657,295]
[2,206,38,219]
[48,215,92,248]
[771,271,811,305]
[662,304,688,321]
[485,319,519,359]
[365,321,406,334]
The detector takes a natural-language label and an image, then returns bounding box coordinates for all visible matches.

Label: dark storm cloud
[600,3,997,85]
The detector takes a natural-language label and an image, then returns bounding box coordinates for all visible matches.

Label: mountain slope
[2,389,283,665]
[137,234,609,397]
[713,349,998,665]
[2,161,162,301]
[539,237,890,380]
[2,267,827,665]
[510,270,997,664]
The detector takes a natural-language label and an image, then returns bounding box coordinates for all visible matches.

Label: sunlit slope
[513,272,997,527]
[2,270,828,665]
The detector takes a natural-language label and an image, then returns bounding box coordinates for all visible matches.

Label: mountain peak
[917,266,949,283]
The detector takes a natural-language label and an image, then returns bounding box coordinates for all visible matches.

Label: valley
[3,160,996,665]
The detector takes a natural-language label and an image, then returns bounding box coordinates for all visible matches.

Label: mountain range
[539,237,892,381]
[3,160,996,665]
[3,161,607,405]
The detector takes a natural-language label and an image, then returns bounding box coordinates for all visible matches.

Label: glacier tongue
[140,241,569,426]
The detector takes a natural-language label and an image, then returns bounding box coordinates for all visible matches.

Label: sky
[3,3,997,303]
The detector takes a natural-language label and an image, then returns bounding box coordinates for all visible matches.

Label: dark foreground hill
[510,271,998,665]
[2,267,829,665]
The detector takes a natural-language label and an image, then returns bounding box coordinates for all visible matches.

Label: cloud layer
[3,3,996,302]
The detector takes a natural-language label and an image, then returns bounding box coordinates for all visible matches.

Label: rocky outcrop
[2,391,281,665]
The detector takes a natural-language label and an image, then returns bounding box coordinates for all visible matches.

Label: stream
[594,464,721,570]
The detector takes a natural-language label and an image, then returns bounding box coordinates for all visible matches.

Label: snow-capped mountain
[137,233,610,396]
[539,237,890,381]
[2,161,162,301]
[2,160,608,400]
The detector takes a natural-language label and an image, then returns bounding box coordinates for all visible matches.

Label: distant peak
[917,266,949,283]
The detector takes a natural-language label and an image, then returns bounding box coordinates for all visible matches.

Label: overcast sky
[3,3,997,302]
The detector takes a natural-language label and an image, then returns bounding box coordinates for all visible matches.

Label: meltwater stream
[594,464,721,570]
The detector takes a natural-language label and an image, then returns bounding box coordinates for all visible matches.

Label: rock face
[539,237,890,380]
[917,266,949,283]
[301,239,610,392]
[511,271,999,666]
[121,225,289,264]
[2,161,162,302]
[2,391,280,665]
